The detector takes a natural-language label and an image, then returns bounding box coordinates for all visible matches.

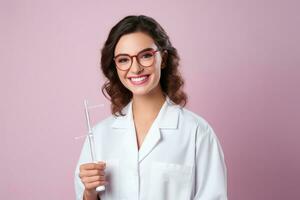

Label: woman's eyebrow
[115,47,154,57]
[138,47,154,53]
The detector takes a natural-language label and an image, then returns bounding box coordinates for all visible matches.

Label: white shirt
[74,97,228,200]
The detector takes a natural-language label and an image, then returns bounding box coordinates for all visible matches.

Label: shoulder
[165,96,215,135]
[179,107,210,129]
[91,100,131,132]
[91,115,115,134]
[178,106,218,138]
[179,107,224,160]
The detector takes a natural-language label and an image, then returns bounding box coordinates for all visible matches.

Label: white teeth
[130,76,147,82]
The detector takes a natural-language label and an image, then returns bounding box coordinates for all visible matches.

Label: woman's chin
[130,88,150,96]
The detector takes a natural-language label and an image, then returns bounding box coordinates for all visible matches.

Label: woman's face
[114,31,165,97]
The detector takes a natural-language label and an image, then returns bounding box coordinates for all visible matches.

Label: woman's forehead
[114,32,157,56]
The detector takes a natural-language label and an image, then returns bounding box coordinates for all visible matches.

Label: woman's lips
[128,75,150,86]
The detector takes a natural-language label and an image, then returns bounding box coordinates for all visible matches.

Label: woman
[74,15,228,200]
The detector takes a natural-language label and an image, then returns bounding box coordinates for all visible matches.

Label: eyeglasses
[113,48,160,71]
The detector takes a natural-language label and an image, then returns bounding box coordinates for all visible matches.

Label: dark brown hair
[100,15,187,116]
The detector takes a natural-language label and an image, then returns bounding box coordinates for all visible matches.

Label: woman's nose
[130,57,143,73]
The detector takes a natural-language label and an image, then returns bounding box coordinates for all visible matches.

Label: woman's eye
[118,58,129,63]
[142,53,153,59]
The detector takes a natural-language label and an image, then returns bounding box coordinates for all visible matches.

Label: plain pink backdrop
[1,0,299,199]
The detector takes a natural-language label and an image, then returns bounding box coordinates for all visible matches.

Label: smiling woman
[74,15,228,200]
[113,32,168,101]
[100,15,187,116]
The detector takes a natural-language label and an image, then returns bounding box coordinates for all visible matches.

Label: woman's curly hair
[100,15,187,116]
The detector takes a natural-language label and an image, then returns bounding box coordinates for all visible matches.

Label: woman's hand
[79,161,108,193]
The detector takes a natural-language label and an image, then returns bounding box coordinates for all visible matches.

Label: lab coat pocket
[148,161,193,200]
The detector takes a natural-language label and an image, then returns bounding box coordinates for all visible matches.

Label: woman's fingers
[80,162,106,171]
[79,162,106,178]
[79,162,108,190]
[81,175,106,184]
[85,181,108,190]
[79,169,105,178]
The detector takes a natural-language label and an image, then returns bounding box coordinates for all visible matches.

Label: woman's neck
[132,86,166,121]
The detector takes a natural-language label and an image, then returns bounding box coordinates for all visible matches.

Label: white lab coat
[74,96,228,200]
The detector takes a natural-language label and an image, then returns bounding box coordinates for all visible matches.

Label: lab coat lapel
[138,121,161,163]
[138,97,180,163]
[111,102,139,165]
[110,97,180,164]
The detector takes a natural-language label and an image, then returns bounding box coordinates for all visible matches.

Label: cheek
[116,70,128,84]
[152,61,162,79]
[117,69,125,79]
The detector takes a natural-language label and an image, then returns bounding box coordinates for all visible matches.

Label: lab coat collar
[111,96,180,130]
[111,96,180,163]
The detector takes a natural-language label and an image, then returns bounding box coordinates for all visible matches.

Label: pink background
[1,0,299,199]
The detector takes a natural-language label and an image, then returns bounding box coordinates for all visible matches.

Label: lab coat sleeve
[74,136,92,200]
[193,123,228,200]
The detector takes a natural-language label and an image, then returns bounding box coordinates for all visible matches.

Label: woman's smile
[128,74,150,86]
